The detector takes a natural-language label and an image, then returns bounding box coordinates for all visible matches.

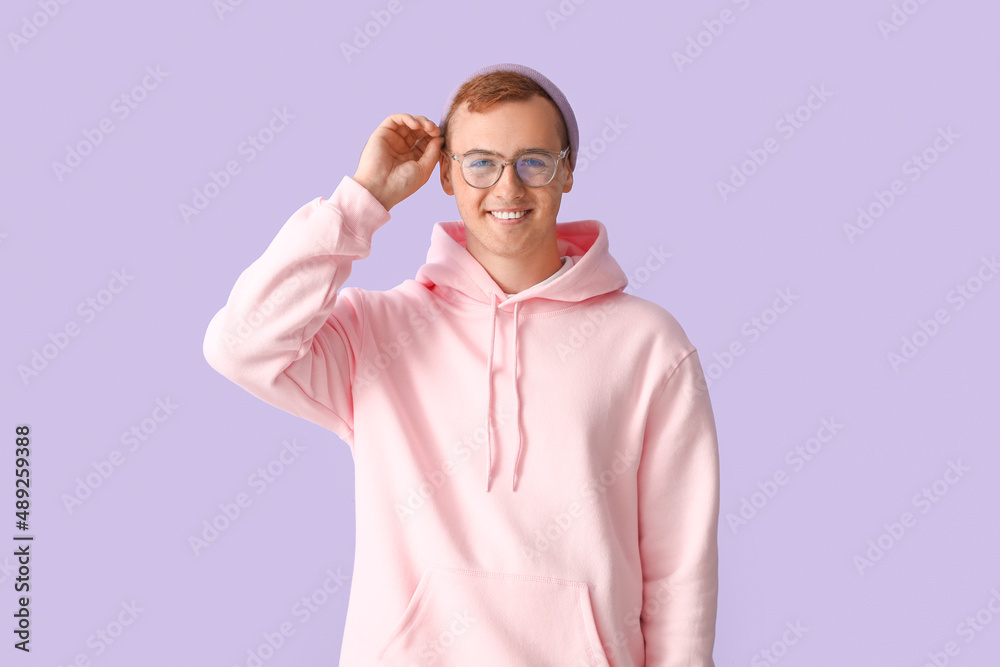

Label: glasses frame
[442,145,570,189]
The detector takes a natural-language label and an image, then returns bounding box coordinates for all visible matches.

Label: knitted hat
[439,63,579,171]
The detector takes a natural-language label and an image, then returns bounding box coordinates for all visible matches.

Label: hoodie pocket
[375,565,610,666]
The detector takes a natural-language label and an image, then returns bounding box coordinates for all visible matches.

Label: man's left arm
[637,348,721,667]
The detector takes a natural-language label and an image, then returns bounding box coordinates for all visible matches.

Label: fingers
[380,114,440,164]
[382,113,440,137]
[417,135,445,171]
[404,114,440,135]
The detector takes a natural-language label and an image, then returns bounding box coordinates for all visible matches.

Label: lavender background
[3,1,999,665]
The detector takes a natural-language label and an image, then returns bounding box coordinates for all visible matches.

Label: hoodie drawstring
[511,300,522,491]
[485,295,497,492]
[484,294,523,493]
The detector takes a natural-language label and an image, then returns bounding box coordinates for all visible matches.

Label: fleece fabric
[504,255,571,297]
[203,175,721,667]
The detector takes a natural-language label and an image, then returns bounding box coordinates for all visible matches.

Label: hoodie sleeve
[202,175,391,448]
[638,348,721,666]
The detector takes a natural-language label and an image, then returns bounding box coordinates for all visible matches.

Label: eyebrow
[465,146,556,155]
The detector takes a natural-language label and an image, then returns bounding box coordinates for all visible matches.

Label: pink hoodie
[203,176,720,666]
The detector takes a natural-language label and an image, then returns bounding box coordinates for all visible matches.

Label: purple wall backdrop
[4,1,999,665]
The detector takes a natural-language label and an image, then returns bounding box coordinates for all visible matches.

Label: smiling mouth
[487,209,532,222]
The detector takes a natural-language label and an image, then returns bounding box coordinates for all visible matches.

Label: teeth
[490,210,526,220]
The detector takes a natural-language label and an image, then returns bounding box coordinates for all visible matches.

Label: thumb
[418,136,444,173]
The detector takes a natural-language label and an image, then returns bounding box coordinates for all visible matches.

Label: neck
[471,244,563,295]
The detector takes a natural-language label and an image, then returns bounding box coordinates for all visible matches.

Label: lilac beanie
[439,63,580,171]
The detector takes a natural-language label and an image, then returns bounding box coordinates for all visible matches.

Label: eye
[465,154,498,169]
[519,153,551,168]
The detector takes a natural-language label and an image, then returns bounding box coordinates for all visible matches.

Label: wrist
[351,174,393,212]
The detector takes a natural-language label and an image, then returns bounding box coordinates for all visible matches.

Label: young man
[203,63,720,667]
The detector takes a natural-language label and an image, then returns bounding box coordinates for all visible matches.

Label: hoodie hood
[414,219,629,492]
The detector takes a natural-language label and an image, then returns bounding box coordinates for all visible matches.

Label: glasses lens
[460,152,558,188]
[516,153,557,186]
[461,153,501,188]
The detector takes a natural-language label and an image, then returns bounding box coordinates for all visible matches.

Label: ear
[440,153,455,196]
[561,161,573,194]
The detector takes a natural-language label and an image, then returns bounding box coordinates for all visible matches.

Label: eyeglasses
[442,146,570,189]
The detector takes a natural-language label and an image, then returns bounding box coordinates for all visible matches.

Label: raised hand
[352,113,444,212]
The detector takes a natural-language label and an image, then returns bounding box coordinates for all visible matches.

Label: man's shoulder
[580,292,703,396]
[339,279,437,312]
[603,291,692,337]
[595,292,699,370]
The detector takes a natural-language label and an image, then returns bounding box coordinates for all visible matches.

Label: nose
[491,162,526,200]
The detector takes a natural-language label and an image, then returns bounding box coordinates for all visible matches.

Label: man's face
[439,95,573,263]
